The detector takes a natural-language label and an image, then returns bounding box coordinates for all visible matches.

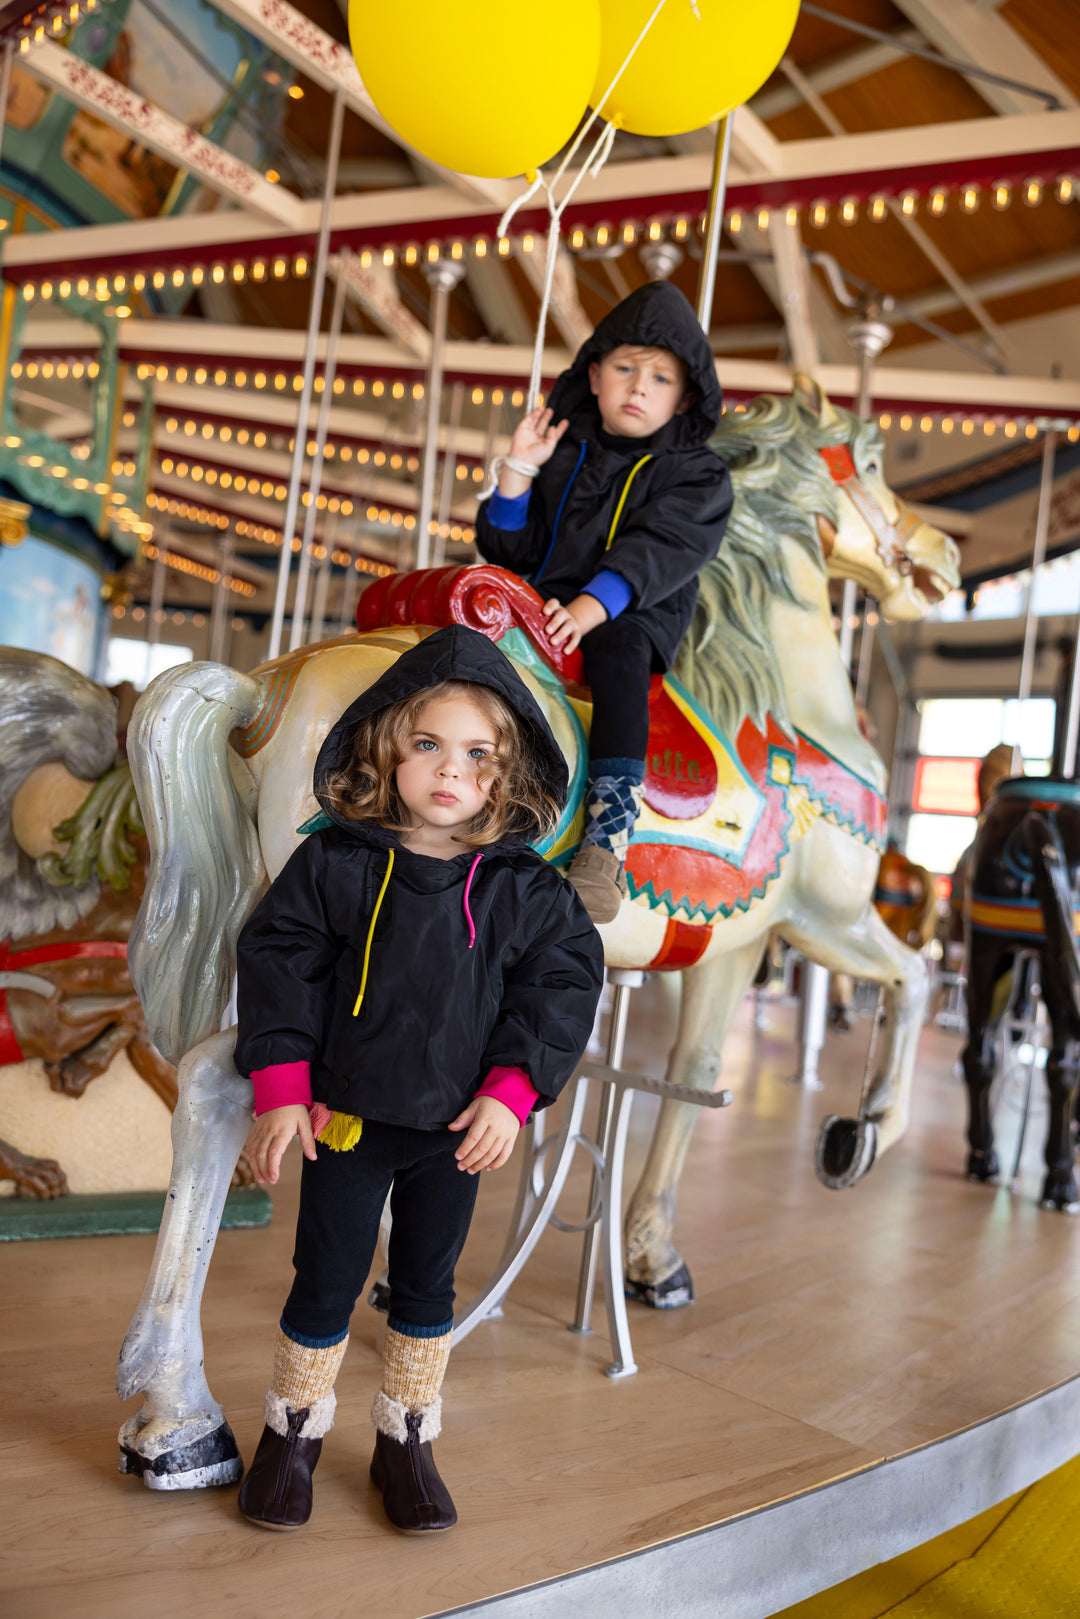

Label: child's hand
[244,1104,317,1186]
[448,1095,519,1174]
[508,407,569,471]
[542,593,609,654]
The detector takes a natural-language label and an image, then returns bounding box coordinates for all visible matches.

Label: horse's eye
[865,461,879,475]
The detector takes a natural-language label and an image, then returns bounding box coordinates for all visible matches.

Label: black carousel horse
[963,777,1080,1211]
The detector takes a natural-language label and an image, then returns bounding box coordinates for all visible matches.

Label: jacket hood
[313,624,568,836]
[547,280,722,451]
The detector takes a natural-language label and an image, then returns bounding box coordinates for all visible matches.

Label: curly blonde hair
[320,679,560,847]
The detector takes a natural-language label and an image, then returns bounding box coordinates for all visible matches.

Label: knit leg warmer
[371,1325,452,1445]
[263,1327,349,1440]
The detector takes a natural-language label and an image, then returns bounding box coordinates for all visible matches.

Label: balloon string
[491,0,673,411]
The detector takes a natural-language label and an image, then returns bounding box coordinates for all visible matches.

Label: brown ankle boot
[370,1396,456,1534]
[238,1394,333,1530]
[568,844,627,924]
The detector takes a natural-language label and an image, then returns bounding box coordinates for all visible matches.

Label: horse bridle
[818,443,926,579]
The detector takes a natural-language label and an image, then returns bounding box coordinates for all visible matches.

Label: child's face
[395,693,497,837]
[588,344,690,438]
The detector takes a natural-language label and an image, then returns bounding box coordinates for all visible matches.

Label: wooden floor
[6,979,1080,1619]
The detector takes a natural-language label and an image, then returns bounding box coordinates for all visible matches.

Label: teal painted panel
[0,1185,271,1240]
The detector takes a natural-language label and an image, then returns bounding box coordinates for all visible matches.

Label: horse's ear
[792,373,836,427]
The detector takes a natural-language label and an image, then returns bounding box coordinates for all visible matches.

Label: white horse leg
[116,1027,252,1490]
[780,905,928,1188]
[625,940,764,1306]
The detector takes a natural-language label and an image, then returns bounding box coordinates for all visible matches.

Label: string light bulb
[991,181,1011,210]
[1023,177,1043,207]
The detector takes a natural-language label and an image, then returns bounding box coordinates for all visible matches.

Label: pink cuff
[475,1065,539,1126]
[251,1061,312,1116]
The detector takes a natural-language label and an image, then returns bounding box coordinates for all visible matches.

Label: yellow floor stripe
[770,1450,1080,1618]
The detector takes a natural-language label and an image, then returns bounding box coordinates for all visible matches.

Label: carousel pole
[694,113,733,333]
[792,304,891,1089]
[288,255,349,652]
[144,543,167,687]
[1015,428,1057,769]
[208,533,235,664]
[839,301,893,670]
[431,380,464,569]
[572,110,740,1322]
[267,90,344,661]
[416,258,466,569]
[309,513,336,646]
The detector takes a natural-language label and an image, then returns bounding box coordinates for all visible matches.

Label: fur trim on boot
[371,1389,441,1444]
[264,1387,337,1441]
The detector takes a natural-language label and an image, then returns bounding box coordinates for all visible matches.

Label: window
[907,696,1055,873]
[104,637,193,690]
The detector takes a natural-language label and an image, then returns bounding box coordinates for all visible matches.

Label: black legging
[282,1119,480,1344]
[580,615,660,763]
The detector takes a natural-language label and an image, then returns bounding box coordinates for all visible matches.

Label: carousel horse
[963,776,1080,1211]
[115,378,959,1488]
[829,841,938,1032]
[0,648,179,1196]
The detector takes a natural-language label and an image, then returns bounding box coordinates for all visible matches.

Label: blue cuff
[581,569,633,620]
[386,1315,455,1339]
[487,489,531,530]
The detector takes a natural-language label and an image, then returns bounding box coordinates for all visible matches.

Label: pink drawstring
[463,853,482,949]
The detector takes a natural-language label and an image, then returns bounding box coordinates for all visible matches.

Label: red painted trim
[5,146,1076,283]
[0,990,22,1065]
[0,939,127,969]
[646,918,712,972]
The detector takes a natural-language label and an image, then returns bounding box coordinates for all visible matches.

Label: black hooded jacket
[475,281,732,668]
[233,626,605,1129]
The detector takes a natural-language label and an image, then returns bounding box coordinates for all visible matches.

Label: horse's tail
[127,662,267,1063]
[1024,810,1080,1029]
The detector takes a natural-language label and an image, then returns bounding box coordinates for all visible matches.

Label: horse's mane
[674,392,882,737]
[0,649,117,940]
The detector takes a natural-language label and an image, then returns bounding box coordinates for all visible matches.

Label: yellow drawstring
[604,454,652,550]
[352,848,394,1017]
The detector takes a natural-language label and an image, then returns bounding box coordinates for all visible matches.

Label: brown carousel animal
[0,648,187,1197]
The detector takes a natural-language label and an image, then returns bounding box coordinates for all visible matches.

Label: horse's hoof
[1040,1171,1080,1214]
[119,1422,243,1491]
[966,1149,1000,1184]
[624,1263,694,1310]
[368,1280,391,1314]
[815,1116,878,1189]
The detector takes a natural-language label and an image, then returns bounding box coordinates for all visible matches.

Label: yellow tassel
[317,1111,364,1152]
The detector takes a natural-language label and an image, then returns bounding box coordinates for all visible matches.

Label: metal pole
[695,113,733,334]
[309,514,335,646]
[416,260,465,568]
[1063,617,1080,778]
[1016,429,1057,720]
[289,256,349,652]
[144,547,167,687]
[267,90,345,660]
[790,957,829,1090]
[572,969,644,1334]
[855,602,875,708]
[209,533,235,664]
[338,559,361,634]
[431,380,464,569]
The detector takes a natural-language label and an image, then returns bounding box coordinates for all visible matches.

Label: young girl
[232,624,604,1535]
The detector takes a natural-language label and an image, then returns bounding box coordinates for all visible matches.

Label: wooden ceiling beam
[18,40,305,227]
[206,0,511,209]
[8,110,1078,275]
[886,0,1076,116]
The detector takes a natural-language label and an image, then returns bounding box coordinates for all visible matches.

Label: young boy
[475,280,732,923]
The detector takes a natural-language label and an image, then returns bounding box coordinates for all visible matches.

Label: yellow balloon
[591,0,799,137]
[349,0,601,179]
